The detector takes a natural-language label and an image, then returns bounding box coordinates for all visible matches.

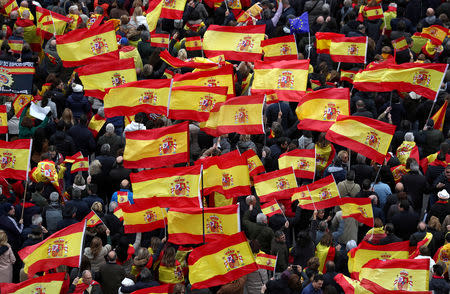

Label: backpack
[45,204,63,234]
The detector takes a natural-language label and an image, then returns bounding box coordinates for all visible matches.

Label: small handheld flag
[289,12,309,34]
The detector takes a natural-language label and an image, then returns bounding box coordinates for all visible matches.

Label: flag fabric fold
[255,251,277,271]
[289,12,309,33]
[261,35,298,61]
[315,32,344,54]
[87,113,107,138]
[159,50,220,69]
[71,157,89,173]
[339,197,374,226]
[242,149,265,177]
[36,6,71,39]
[253,167,298,202]
[150,33,170,48]
[261,200,282,218]
[431,101,448,131]
[0,272,66,294]
[340,70,358,84]
[160,0,187,19]
[122,201,167,233]
[185,36,203,51]
[302,175,340,210]
[0,139,32,180]
[0,105,7,133]
[278,149,315,179]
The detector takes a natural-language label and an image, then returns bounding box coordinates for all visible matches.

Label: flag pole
[336,62,341,72]
[425,98,437,125]
[372,163,382,188]
[161,208,167,239]
[307,30,311,59]
[21,139,33,221]
[201,165,205,244]
[306,186,317,211]
[275,199,288,222]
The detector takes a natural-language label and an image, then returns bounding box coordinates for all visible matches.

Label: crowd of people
[0,0,450,293]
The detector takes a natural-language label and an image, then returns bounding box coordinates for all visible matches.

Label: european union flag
[289,12,309,34]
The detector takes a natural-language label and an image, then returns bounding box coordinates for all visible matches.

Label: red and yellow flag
[334,273,368,294]
[296,88,350,132]
[431,100,447,132]
[75,58,137,99]
[252,59,310,102]
[360,278,432,294]
[36,6,71,40]
[242,149,265,177]
[56,22,119,67]
[168,204,240,244]
[31,160,61,194]
[391,164,408,183]
[200,95,265,136]
[12,94,32,117]
[85,210,102,227]
[253,167,298,202]
[261,35,298,62]
[71,157,89,173]
[14,19,42,53]
[185,36,202,51]
[392,37,408,52]
[8,39,23,55]
[326,115,396,164]
[160,0,187,19]
[340,70,358,84]
[159,50,220,70]
[2,0,18,16]
[421,25,449,45]
[353,62,449,100]
[122,201,167,234]
[396,140,419,165]
[151,33,170,48]
[360,259,430,291]
[0,272,66,294]
[104,79,171,117]
[124,121,189,169]
[146,0,164,32]
[300,175,340,210]
[87,114,106,138]
[200,150,251,198]
[434,243,450,274]
[130,165,202,208]
[188,232,257,289]
[63,151,83,164]
[330,36,368,63]
[169,86,228,121]
[347,240,410,280]
[261,200,282,218]
[130,284,172,294]
[278,149,315,179]
[340,197,374,226]
[316,243,335,273]
[0,139,31,180]
[0,105,7,133]
[255,251,276,271]
[203,25,265,61]
[315,32,344,54]
[363,5,384,20]
[18,221,85,277]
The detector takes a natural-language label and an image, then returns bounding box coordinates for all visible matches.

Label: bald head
[20,1,28,7]
[107,250,117,262]
[120,179,129,189]
[316,16,324,24]
[395,182,404,192]
[246,195,256,205]
[426,8,434,16]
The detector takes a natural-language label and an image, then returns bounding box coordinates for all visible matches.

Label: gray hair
[256,213,267,224]
[105,123,114,133]
[72,188,82,199]
[31,214,43,226]
[101,143,111,154]
[89,160,102,175]
[404,132,414,142]
[109,201,118,212]
[245,195,255,205]
[410,161,420,172]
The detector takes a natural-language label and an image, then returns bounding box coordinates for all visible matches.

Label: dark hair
[433,264,444,276]
[385,223,395,234]
[362,179,372,190]
[325,261,335,273]
[313,274,324,282]
[88,183,97,194]
[79,114,88,126]
[35,182,45,192]
[346,170,355,181]
[296,231,313,248]
[399,199,409,211]
[277,137,290,146]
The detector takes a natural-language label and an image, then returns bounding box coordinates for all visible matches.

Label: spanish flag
[422,39,443,59]
[185,36,202,51]
[252,59,310,102]
[296,88,350,132]
[14,19,43,53]
[255,251,276,271]
[36,6,71,40]
[236,3,263,23]
[56,22,119,67]
[124,121,189,169]
[160,0,187,19]
[122,201,167,234]
[0,105,7,134]
[151,33,170,48]
[261,200,282,218]
[353,62,449,100]
[334,274,367,294]
[188,232,257,289]
[253,167,298,202]
[86,14,103,29]
[113,203,124,221]
[87,113,106,138]
[363,5,384,20]
[421,25,449,45]
[168,204,240,244]
[31,160,61,194]
[0,139,32,180]
[200,95,265,136]
[168,86,228,121]
[261,35,298,62]
[360,278,432,294]
[8,39,23,55]
[130,165,202,208]
[302,175,340,210]
[2,0,18,16]
[315,142,335,173]
[146,0,164,32]
[315,32,344,54]
[360,259,430,291]
[201,150,251,198]
[75,58,137,99]
[326,115,396,164]
[432,101,448,131]
[339,197,374,226]
[434,243,450,274]
[396,140,419,165]
[391,164,408,183]
[242,149,265,177]
[159,50,219,70]
[130,284,172,294]
[0,272,66,294]
[12,94,32,117]
[103,79,171,117]
[347,240,410,280]
[203,25,265,62]
[340,70,357,84]
[18,221,85,278]
[315,243,335,273]
[278,149,315,179]
[85,210,102,227]
[291,185,310,205]
[71,157,89,173]
[63,151,83,164]
[411,32,429,54]
[392,37,408,52]
[330,36,368,64]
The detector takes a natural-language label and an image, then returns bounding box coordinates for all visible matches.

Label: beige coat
[0,246,15,283]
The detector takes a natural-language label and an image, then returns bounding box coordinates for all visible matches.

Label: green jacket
[19,105,49,139]
[31,192,48,208]
[243,210,274,254]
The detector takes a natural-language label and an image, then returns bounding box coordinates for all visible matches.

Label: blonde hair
[61,108,74,125]
[91,201,103,213]
[0,230,8,246]
[177,49,187,61]
[428,216,442,231]
[89,160,102,175]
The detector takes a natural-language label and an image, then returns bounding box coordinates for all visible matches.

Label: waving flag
[130,165,202,208]
[18,221,85,278]
[396,140,419,165]
[339,197,374,226]
[200,95,265,136]
[75,58,136,99]
[261,200,282,218]
[261,35,298,62]
[188,232,257,289]
[315,32,344,54]
[278,149,315,179]
[303,175,340,210]
[168,205,240,244]
[252,59,309,102]
[71,157,88,173]
[85,210,103,227]
[185,36,202,51]
[1,272,66,294]
[392,37,408,52]
[296,88,350,132]
[431,100,448,131]
[0,139,32,180]
[360,278,432,294]
[122,201,167,233]
[124,122,189,169]
[340,70,358,84]
[330,36,368,63]
[159,50,220,69]
[421,25,449,45]
[2,0,18,16]
[146,0,164,32]
[334,274,367,294]
[289,12,309,33]
[31,160,61,194]
[160,0,187,19]
[203,25,265,61]
[87,114,106,138]
[103,79,171,117]
[8,39,23,55]
[255,252,277,271]
[0,105,7,134]
[36,6,71,39]
[363,5,384,20]
[130,284,171,294]
[12,94,32,117]
[56,22,118,67]
[253,167,298,202]
[326,115,396,164]
[151,33,170,48]
[242,149,265,177]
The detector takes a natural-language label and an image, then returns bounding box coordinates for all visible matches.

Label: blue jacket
[68,124,96,156]
[66,92,90,119]
[301,283,322,294]
[111,189,134,204]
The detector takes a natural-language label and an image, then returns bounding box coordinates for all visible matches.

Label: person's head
[426,8,435,17]
[404,132,414,142]
[374,217,383,228]
[417,221,427,232]
[142,64,153,77]
[307,257,320,270]
[433,264,444,276]
[81,270,93,285]
[72,188,82,200]
[79,114,88,126]
[256,213,267,224]
[172,284,186,294]
[107,250,117,263]
[177,49,187,60]
[0,230,8,246]
[109,201,118,212]
[384,223,395,235]
[89,160,102,176]
[325,261,335,273]
[362,179,372,191]
[428,216,442,231]
[282,0,290,8]
[317,209,325,219]
[398,199,409,211]
[245,195,256,206]
[438,189,449,201]
[356,153,366,164]
[337,150,349,164]
[31,214,43,226]
[94,5,104,15]
[120,179,130,189]
[101,144,111,155]
[346,170,355,181]
[105,123,115,134]
[49,192,59,203]
[275,230,286,243]
[312,274,324,290]
[139,268,154,282]
[35,182,45,193]
[90,236,103,258]
[356,100,366,110]
[91,201,102,214]
[445,165,450,179]
[419,245,430,257]
[319,232,333,247]
[62,108,74,124]
[88,183,98,196]
[395,182,404,192]
[162,246,177,267]
[277,137,290,149]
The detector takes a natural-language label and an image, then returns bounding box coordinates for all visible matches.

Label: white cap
[438,189,449,200]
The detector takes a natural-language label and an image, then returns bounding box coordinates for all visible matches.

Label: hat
[49,192,59,202]
[346,240,357,251]
[409,91,421,100]
[72,83,83,93]
[438,189,449,200]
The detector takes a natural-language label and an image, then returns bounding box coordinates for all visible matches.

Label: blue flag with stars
[289,12,309,34]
